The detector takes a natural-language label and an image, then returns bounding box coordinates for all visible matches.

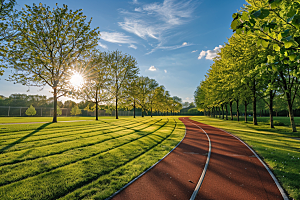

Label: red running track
[110,117,286,200]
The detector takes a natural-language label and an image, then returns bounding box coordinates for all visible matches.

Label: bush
[25,105,36,116]
[269,120,285,126]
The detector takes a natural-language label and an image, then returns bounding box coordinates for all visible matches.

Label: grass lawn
[216,115,300,126]
[0,117,185,200]
[191,116,300,200]
[0,116,139,123]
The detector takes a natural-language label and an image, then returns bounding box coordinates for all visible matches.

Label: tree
[70,105,81,116]
[231,0,300,131]
[152,85,167,115]
[25,105,36,116]
[147,78,159,117]
[74,52,111,120]
[6,3,99,123]
[105,50,139,119]
[134,76,158,117]
[170,96,182,115]
[122,76,139,118]
[0,0,17,75]
[63,100,77,109]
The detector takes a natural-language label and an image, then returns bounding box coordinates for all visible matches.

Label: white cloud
[100,31,136,44]
[133,0,138,4]
[146,42,192,55]
[128,44,137,49]
[149,66,157,71]
[119,18,159,40]
[182,42,187,46]
[135,7,142,12]
[198,45,222,60]
[118,0,196,53]
[184,97,194,103]
[191,50,197,53]
[98,42,108,49]
[198,50,206,59]
[164,69,167,73]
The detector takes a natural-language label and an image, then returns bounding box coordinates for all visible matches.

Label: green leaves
[292,15,300,29]
[269,0,282,9]
[251,9,270,19]
[273,44,281,51]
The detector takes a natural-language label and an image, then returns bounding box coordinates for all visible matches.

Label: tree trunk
[95,89,98,121]
[252,84,258,125]
[115,94,118,119]
[269,90,274,128]
[225,104,228,120]
[221,104,224,119]
[151,102,153,117]
[133,99,136,118]
[244,101,247,122]
[142,107,144,117]
[286,92,297,132]
[260,109,262,117]
[236,99,239,122]
[230,101,233,120]
[52,87,57,123]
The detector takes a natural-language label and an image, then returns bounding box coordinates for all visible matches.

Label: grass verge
[0,117,185,200]
[190,116,300,200]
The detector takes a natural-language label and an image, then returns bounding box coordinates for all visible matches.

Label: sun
[70,72,84,89]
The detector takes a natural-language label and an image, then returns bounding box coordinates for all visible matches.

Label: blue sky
[0,0,247,103]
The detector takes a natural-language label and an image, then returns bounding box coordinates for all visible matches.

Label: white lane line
[207,124,288,200]
[185,118,211,200]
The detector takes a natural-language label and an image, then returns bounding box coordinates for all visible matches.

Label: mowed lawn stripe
[0,126,124,152]
[0,118,175,200]
[60,118,185,200]
[0,118,149,136]
[0,118,146,139]
[0,119,162,166]
[0,119,166,186]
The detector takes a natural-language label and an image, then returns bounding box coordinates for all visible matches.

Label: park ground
[0,116,299,199]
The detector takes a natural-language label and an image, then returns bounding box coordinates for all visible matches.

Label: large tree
[0,0,17,75]
[6,3,99,122]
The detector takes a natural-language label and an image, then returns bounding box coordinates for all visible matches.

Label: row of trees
[195,0,300,132]
[73,50,182,120]
[0,1,182,122]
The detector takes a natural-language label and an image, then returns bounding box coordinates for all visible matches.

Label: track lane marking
[189,118,288,200]
[183,118,211,200]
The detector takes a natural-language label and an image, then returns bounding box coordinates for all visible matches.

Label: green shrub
[269,120,285,126]
[25,105,36,116]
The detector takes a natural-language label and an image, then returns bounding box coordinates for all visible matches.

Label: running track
[110,117,286,200]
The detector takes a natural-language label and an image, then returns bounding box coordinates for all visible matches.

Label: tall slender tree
[105,50,139,119]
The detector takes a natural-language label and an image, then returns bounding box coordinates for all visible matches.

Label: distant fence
[0,106,142,117]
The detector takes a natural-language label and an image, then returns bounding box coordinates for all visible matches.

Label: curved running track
[110,117,287,200]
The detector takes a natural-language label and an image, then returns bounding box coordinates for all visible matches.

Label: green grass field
[218,115,300,126]
[0,116,133,123]
[191,116,300,200]
[0,117,185,200]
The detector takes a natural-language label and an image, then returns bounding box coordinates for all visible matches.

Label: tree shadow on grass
[0,122,52,153]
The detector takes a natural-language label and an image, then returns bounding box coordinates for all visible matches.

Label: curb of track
[184,118,211,200]
[105,119,187,200]
[189,119,289,200]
